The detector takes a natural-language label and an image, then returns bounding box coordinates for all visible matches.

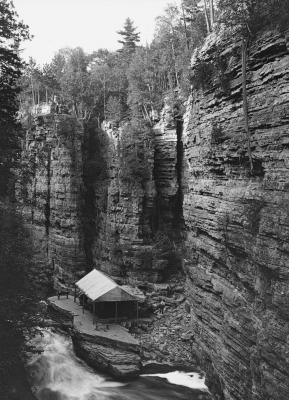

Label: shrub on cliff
[119,120,153,186]
[217,0,289,35]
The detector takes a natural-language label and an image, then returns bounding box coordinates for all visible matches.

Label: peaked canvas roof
[76,269,142,302]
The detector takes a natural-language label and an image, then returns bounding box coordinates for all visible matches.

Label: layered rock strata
[183,29,289,400]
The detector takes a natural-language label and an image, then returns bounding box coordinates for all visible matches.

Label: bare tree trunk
[242,38,253,174]
[181,2,190,51]
[30,75,35,106]
[170,39,180,88]
[203,0,211,34]
[103,77,106,120]
[143,104,152,126]
[210,0,215,27]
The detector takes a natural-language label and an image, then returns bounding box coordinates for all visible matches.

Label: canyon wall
[16,26,289,400]
[183,28,289,400]
[17,111,183,286]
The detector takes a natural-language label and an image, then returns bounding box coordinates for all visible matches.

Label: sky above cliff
[13,0,176,65]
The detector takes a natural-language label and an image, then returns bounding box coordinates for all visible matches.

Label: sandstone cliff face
[183,29,289,400]
[17,115,87,287]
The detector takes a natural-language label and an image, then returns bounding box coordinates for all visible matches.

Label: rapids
[26,330,209,400]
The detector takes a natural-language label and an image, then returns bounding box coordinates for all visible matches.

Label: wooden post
[115,302,118,323]
[74,285,77,302]
[93,302,96,325]
[136,301,139,326]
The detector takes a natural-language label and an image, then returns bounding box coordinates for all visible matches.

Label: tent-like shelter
[75,269,144,321]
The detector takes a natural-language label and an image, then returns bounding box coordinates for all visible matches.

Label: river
[26,330,210,400]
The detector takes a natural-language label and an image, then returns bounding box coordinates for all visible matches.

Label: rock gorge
[17,28,289,400]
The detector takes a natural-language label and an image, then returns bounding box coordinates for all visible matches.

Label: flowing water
[26,330,209,400]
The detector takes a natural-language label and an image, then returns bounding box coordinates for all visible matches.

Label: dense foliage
[19,4,208,124]
[18,0,289,127]
[217,0,289,35]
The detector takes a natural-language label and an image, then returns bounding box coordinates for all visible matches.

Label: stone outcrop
[183,28,289,400]
[72,332,141,379]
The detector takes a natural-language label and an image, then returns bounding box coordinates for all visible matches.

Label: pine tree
[0,0,30,124]
[0,0,30,194]
[117,18,140,56]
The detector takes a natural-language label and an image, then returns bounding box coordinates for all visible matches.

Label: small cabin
[75,269,145,322]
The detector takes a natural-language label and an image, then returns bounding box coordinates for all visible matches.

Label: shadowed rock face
[183,29,289,400]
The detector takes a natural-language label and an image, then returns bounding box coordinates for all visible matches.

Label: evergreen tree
[0,0,30,195]
[0,0,29,124]
[117,18,140,56]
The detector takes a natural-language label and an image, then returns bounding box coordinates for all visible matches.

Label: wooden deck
[48,295,139,347]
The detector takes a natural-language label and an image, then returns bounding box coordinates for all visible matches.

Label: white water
[27,330,124,400]
[27,329,209,400]
[142,371,207,391]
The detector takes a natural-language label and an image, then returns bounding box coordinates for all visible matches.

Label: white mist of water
[27,329,124,400]
[142,371,208,391]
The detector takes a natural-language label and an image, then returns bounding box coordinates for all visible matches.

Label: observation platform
[48,295,139,348]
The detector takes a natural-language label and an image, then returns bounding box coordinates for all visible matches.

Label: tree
[0,0,30,195]
[117,18,140,57]
[0,0,30,123]
[0,1,29,120]
[181,0,207,48]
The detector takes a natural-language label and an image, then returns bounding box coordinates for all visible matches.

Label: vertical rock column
[154,105,180,232]
[17,114,87,288]
[49,115,87,287]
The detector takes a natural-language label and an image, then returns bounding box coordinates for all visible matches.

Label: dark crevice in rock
[82,125,109,269]
[45,148,51,238]
[173,119,185,230]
